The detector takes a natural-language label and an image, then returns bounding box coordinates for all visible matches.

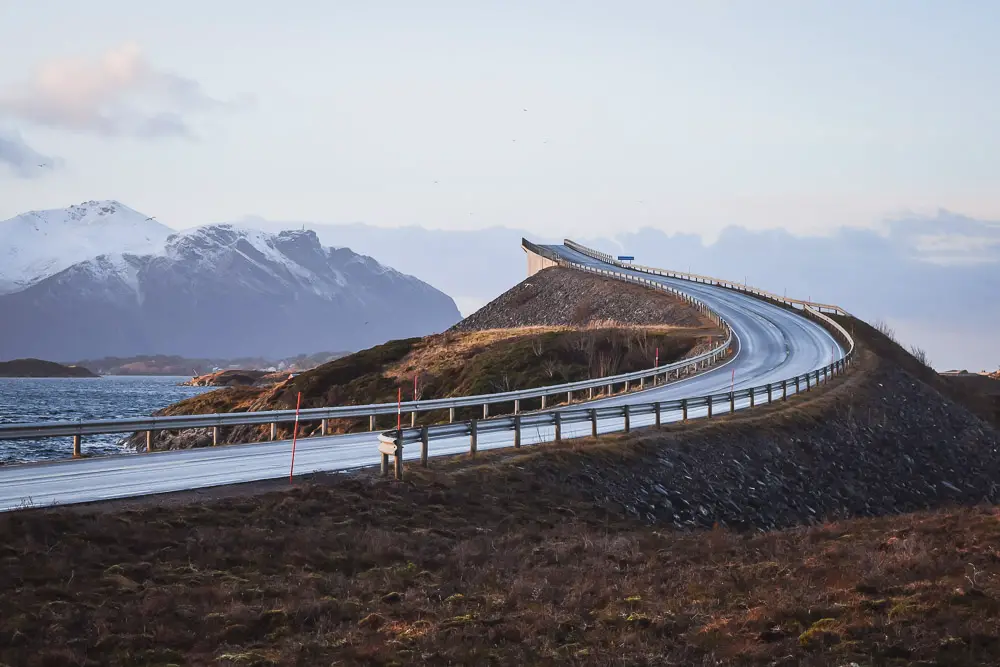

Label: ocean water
[0,376,214,464]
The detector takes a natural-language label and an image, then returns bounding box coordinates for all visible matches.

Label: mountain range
[0,202,461,360]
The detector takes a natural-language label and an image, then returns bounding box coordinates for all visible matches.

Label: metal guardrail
[0,248,737,452]
[377,352,854,479]
[563,239,850,316]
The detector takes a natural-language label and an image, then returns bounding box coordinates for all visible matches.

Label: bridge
[0,240,852,510]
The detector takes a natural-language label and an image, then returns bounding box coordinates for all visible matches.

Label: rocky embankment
[509,317,1000,530]
[452,266,714,331]
[182,369,290,387]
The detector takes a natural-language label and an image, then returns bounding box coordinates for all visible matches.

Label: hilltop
[0,359,97,378]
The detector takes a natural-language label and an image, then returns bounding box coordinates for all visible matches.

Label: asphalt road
[0,245,844,511]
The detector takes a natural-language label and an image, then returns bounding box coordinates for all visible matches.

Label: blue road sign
[618,255,635,261]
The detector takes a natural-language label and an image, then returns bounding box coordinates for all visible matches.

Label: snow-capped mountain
[0,224,461,360]
[0,200,173,294]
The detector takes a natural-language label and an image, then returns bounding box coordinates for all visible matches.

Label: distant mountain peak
[0,201,173,294]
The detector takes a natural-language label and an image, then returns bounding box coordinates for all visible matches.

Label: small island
[0,358,99,378]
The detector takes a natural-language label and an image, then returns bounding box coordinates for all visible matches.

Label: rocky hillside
[500,314,1000,531]
[181,370,287,388]
[453,266,713,331]
[0,224,461,360]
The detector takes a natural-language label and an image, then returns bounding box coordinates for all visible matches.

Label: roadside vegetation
[145,325,718,448]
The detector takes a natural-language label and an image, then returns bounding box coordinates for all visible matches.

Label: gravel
[451,266,713,331]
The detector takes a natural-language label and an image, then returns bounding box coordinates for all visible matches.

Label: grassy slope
[2,459,998,666]
[154,326,714,442]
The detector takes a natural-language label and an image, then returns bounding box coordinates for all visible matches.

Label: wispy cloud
[0,42,251,139]
[0,130,60,178]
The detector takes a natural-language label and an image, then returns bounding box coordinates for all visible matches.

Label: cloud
[0,42,250,139]
[0,130,60,178]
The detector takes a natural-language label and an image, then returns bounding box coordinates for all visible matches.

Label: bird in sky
[145,216,156,221]
[37,163,47,168]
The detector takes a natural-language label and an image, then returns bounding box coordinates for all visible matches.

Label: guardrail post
[624,380,630,392]
[469,419,478,457]
[483,403,489,419]
[682,399,688,421]
[750,389,755,408]
[654,402,661,426]
[514,415,522,447]
[321,419,328,436]
[607,383,613,395]
[146,430,153,453]
[815,370,821,386]
[707,397,713,418]
[381,450,389,477]
[588,387,594,400]
[729,392,735,413]
[590,409,598,437]
[420,426,429,466]
[394,430,404,481]
[795,377,800,394]
[782,380,788,401]
[623,405,631,433]
[514,399,520,414]
[640,377,646,390]
[449,408,455,424]
[567,391,572,404]
[541,395,547,409]
[73,434,82,458]
[554,412,562,442]
[806,374,811,391]
[212,426,219,446]
[411,412,417,428]
[270,422,277,441]
[370,415,376,431]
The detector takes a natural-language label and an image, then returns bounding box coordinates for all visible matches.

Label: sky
[2,1,1000,239]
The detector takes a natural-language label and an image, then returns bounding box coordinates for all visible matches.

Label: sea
[0,376,215,464]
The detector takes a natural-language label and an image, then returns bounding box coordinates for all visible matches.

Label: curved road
[0,244,843,511]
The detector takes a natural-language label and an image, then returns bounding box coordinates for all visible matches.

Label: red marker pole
[655,347,659,368]
[288,391,302,483]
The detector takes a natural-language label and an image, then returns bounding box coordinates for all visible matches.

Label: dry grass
[2,466,998,667]
[385,324,710,384]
